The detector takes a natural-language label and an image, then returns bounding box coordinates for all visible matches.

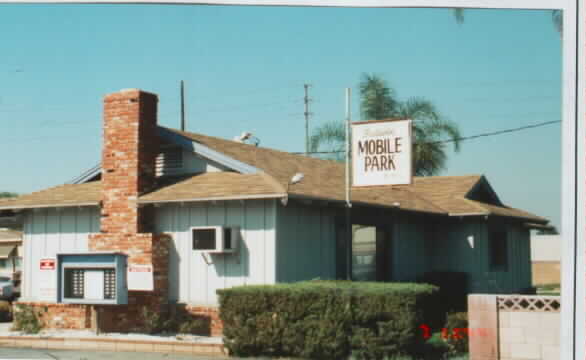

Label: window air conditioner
[191,226,239,253]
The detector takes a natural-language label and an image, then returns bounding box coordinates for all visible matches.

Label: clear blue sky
[0,4,562,229]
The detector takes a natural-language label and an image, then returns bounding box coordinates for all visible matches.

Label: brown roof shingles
[0,127,548,224]
[0,182,101,210]
[139,172,284,202]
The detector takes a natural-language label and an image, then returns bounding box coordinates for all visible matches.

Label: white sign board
[127,264,154,291]
[352,119,412,186]
[39,258,57,301]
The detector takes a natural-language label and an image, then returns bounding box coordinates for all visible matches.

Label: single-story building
[0,89,549,334]
[0,228,22,281]
[530,234,561,285]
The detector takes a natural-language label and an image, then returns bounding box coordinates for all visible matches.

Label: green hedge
[217,280,438,359]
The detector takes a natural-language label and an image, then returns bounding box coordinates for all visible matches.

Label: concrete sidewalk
[0,347,231,360]
[0,321,225,357]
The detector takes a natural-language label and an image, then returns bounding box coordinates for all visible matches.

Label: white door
[84,270,104,300]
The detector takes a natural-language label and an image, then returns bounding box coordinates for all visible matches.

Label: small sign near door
[127,264,154,291]
[40,258,55,270]
[39,258,57,300]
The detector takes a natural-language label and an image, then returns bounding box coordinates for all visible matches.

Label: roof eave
[0,202,99,211]
[448,212,549,224]
[138,193,286,205]
[287,193,448,216]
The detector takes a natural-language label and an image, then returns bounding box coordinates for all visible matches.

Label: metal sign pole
[345,88,352,281]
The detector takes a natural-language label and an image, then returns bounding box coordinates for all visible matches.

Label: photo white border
[4,0,582,358]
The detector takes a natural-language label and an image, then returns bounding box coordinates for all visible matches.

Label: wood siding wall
[428,218,532,293]
[391,213,428,281]
[275,202,337,283]
[154,200,276,306]
[22,207,100,301]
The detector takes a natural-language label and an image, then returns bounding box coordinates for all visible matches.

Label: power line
[428,120,561,145]
[296,119,561,155]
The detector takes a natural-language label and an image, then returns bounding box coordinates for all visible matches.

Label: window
[192,228,216,250]
[0,259,7,270]
[489,231,508,271]
[104,269,116,300]
[352,225,377,281]
[64,268,116,300]
[64,269,85,299]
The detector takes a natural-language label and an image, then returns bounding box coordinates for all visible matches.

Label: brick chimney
[100,89,159,234]
[87,89,169,330]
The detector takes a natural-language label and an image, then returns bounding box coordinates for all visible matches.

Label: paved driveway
[0,347,239,360]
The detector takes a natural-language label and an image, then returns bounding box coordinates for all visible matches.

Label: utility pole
[180,80,186,131]
[304,83,312,156]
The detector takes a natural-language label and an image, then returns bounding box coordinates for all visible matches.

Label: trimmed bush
[12,304,43,334]
[444,312,468,355]
[218,280,438,359]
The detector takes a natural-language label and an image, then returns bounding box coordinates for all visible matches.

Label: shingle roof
[0,182,101,210]
[168,128,548,222]
[139,172,285,202]
[0,127,548,224]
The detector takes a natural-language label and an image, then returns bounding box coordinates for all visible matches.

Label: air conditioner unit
[191,226,239,254]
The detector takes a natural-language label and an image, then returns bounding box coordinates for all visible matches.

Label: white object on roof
[290,173,304,185]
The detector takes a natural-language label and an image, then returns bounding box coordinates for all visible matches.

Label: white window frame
[26,0,585,357]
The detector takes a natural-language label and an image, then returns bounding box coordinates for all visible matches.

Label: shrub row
[217,280,438,359]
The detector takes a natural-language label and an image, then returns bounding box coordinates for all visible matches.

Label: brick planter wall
[13,302,92,330]
[185,306,223,337]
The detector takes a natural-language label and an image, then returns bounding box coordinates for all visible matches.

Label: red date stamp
[419,324,489,339]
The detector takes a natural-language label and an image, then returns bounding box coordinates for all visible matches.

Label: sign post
[351,119,413,186]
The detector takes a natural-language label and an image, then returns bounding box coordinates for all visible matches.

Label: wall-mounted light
[281,172,305,206]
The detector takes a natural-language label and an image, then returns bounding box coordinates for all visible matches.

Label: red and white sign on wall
[39,258,56,270]
[352,119,413,186]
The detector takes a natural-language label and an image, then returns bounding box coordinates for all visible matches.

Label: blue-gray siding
[275,203,337,282]
[154,199,276,306]
[22,207,100,301]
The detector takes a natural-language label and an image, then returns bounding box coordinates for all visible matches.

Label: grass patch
[536,283,560,296]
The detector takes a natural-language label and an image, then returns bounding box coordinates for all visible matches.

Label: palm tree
[309,74,461,176]
[451,8,562,34]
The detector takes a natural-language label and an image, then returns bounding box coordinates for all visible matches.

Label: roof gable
[465,176,503,206]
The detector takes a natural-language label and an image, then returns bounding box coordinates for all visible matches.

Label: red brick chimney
[100,89,159,234]
[89,89,169,316]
